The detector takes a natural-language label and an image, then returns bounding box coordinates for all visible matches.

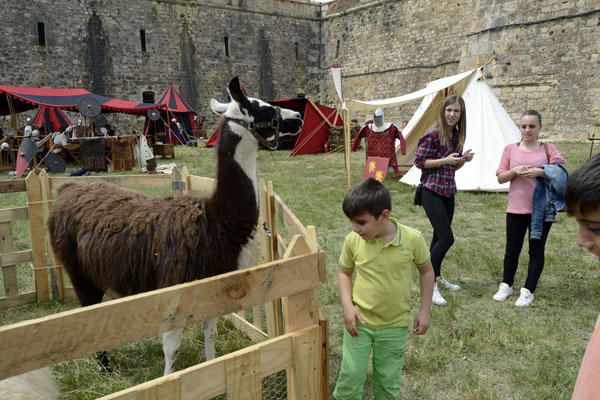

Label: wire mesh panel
[207,369,288,400]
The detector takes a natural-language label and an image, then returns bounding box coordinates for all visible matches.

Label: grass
[0,142,597,399]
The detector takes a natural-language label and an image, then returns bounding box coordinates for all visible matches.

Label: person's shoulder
[398,223,424,240]
[502,142,518,152]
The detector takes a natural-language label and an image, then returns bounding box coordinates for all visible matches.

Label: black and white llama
[47,77,302,375]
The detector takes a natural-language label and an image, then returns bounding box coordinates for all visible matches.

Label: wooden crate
[153,143,175,158]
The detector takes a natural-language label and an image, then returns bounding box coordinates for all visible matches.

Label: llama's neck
[208,122,260,256]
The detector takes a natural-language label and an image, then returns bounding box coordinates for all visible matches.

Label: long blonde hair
[437,95,466,150]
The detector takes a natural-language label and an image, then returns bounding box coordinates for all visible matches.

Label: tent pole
[6,95,18,136]
[343,103,351,188]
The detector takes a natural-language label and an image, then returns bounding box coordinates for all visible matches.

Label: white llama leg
[162,328,183,375]
[203,318,218,360]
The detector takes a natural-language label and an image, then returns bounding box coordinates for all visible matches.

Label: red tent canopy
[287,99,343,156]
[32,106,71,133]
[145,85,197,144]
[0,85,154,116]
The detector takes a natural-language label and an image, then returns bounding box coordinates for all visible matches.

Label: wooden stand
[153,143,175,159]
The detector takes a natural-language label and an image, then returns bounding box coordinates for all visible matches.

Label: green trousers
[333,325,408,400]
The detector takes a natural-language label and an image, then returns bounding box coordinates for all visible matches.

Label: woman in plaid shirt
[414,95,474,306]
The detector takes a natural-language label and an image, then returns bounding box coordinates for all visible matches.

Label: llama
[47,77,302,375]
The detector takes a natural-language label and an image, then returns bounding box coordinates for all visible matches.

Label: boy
[565,154,600,399]
[334,178,434,400]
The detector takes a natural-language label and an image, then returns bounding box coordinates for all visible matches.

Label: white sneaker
[515,288,534,307]
[432,284,447,306]
[493,283,513,302]
[437,276,462,292]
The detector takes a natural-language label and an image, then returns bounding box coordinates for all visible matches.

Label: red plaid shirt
[414,128,461,197]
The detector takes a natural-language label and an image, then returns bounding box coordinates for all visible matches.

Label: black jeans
[502,213,552,293]
[421,187,455,278]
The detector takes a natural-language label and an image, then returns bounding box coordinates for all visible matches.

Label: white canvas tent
[350,68,521,192]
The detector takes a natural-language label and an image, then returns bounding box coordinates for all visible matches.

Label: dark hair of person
[437,95,466,149]
[521,109,542,126]
[342,178,391,219]
[565,154,600,216]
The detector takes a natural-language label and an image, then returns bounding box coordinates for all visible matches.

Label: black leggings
[502,213,552,293]
[421,187,455,278]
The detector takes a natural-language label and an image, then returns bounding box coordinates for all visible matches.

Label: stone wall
[1,0,598,139]
[321,0,600,139]
[0,0,322,131]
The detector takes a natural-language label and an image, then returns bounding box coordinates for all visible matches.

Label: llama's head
[210,77,302,149]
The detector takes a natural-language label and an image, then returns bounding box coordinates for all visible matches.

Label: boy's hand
[343,304,365,337]
[412,309,431,335]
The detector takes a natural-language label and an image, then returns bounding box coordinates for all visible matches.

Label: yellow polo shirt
[339,218,430,328]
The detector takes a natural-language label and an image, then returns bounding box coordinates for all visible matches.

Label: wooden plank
[137,375,181,400]
[39,170,64,301]
[0,291,36,310]
[223,313,269,343]
[0,250,32,267]
[319,315,330,400]
[0,221,18,297]
[277,234,288,260]
[0,252,319,379]
[0,179,26,194]
[102,326,318,400]
[283,236,320,334]
[188,175,215,195]
[290,326,322,400]
[181,166,191,195]
[267,182,278,262]
[171,167,183,196]
[274,194,307,238]
[25,171,50,302]
[225,347,261,400]
[0,207,28,223]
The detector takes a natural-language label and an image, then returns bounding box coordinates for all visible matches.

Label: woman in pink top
[492,110,564,307]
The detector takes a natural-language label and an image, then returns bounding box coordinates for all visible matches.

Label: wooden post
[342,106,352,188]
[290,326,322,400]
[262,180,283,337]
[180,166,191,194]
[39,170,65,301]
[171,166,184,196]
[25,170,50,301]
[0,221,18,298]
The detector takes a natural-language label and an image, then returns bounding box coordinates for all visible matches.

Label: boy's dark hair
[565,154,600,215]
[342,178,391,219]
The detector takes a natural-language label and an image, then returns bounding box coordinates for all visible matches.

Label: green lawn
[1,142,597,399]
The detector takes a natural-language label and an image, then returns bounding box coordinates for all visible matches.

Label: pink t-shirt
[496,143,564,214]
[572,315,600,399]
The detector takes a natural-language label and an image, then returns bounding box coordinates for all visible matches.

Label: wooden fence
[0,168,328,399]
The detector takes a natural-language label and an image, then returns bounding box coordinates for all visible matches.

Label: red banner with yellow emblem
[363,157,389,182]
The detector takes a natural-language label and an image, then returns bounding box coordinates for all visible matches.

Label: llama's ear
[210,99,228,115]
[228,77,248,105]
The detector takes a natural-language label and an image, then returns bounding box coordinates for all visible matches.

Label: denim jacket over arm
[531,163,569,239]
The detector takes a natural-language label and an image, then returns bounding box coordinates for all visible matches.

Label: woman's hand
[462,149,474,162]
[521,167,545,178]
[513,165,532,176]
[444,153,464,166]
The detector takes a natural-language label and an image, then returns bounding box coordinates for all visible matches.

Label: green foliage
[0,142,597,399]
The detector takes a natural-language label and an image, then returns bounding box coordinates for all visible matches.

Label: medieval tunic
[351,123,406,172]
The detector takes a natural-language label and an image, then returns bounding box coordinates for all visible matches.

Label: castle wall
[322,0,600,139]
[0,0,322,130]
[1,0,598,139]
